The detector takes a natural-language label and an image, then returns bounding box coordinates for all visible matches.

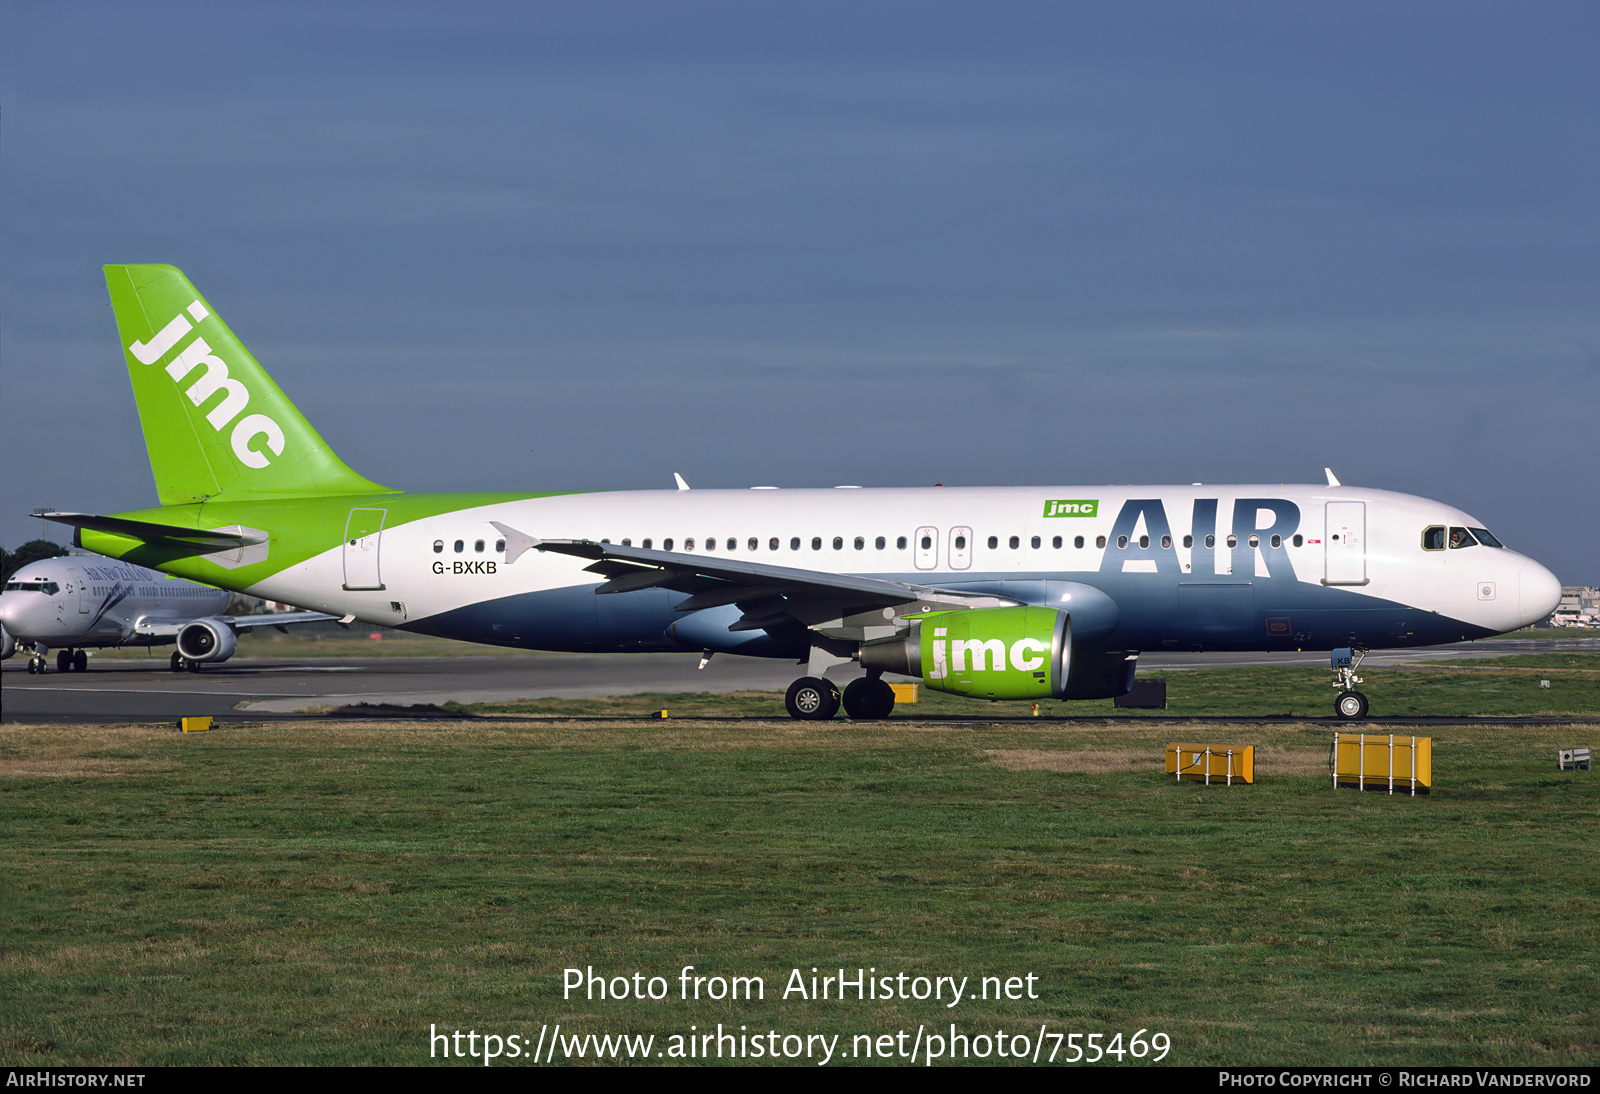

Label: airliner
[32,265,1562,719]
[0,555,335,673]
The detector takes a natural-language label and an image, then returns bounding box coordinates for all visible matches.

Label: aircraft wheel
[73,650,88,672]
[1334,690,1369,720]
[170,653,185,672]
[785,676,839,721]
[57,650,72,674]
[187,659,203,673]
[842,677,896,720]
[28,658,40,675]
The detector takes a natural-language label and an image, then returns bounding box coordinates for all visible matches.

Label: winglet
[490,521,542,565]
[1325,468,1341,487]
[673,473,690,491]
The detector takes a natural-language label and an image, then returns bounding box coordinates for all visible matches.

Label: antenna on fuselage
[673,473,691,491]
[1325,468,1342,487]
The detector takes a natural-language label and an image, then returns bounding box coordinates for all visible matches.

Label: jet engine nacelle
[859,605,1136,700]
[1,624,14,661]
[176,618,239,663]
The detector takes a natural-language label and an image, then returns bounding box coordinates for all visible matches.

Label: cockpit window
[1448,527,1478,549]
[1470,527,1503,548]
[1422,526,1445,551]
[4,580,58,594]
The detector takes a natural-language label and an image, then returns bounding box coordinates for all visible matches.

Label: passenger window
[663,538,673,551]
[1182,535,1192,548]
[1031,536,1041,549]
[642,538,652,549]
[433,540,444,553]
[899,537,908,550]
[705,538,716,551]
[727,538,736,550]
[791,537,801,550]
[1074,536,1084,549]
[830,536,841,550]
[621,538,631,547]
[1096,535,1106,548]
[454,540,464,553]
[1161,535,1171,549]
[1248,535,1259,548]
[685,538,696,550]
[1205,535,1215,548]
[987,536,998,549]
[1138,535,1149,549]
[875,536,885,550]
[812,537,823,551]
[853,537,864,550]
[955,535,967,550]
[1226,535,1237,548]
[1008,536,1019,549]
[1118,535,1128,549]
[1292,534,1302,547]
[475,539,485,552]
[1270,534,1281,548]
[1052,536,1062,548]
[496,539,506,552]
[748,537,758,551]
[770,537,780,550]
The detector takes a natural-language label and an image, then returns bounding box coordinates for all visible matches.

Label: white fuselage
[0,557,230,656]
[233,484,1562,654]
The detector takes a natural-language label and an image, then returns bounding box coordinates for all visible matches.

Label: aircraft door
[949,526,973,570]
[1323,501,1367,586]
[65,567,92,613]
[914,526,939,571]
[343,508,387,591]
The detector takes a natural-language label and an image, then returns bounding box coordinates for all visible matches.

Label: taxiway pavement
[4,638,1596,723]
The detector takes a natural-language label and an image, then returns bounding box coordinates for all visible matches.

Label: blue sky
[3,2,1596,581]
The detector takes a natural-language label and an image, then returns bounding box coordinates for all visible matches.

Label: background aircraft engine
[176,618,239,663]
[1,624,13,661]
[860,605,1135,700]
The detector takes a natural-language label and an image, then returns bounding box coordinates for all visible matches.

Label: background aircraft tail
[103,264,394,505]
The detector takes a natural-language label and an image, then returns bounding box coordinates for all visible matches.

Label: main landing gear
[29,649,87,674]
[1331,647,1369,720]
[784,673,897,720]
[170,652,201,673]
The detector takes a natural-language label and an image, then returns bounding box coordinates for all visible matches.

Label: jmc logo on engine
[1043,499,1098,518]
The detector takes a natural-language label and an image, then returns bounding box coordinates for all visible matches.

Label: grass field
[2,670,1597,1066]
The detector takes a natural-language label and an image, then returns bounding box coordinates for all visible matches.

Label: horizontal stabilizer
[38,511,265,552]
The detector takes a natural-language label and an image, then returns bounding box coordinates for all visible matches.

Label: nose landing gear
[1331,647,1369,720]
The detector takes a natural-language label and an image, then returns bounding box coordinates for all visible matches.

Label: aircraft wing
[520,532,1017,633]
[132,610,339,638]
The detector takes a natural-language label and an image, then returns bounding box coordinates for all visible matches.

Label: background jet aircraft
[0,554,336,673]
[38,264,1564,717]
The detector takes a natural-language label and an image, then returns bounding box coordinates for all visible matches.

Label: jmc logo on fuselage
[1043,499,1099,518]
[127,301,285,469]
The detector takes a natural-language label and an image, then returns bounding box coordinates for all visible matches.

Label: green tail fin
[103,264,395,504]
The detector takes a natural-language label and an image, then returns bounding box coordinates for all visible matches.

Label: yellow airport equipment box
[180,717,213,733]
[1166,743,1253,785]
[1333,733,1431,795]
[889,683,918,703]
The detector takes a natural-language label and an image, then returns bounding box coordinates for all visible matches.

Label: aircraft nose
[1519,558,1562,627]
